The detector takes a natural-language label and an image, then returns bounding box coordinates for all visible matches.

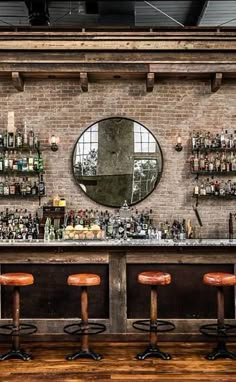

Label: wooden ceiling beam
[12,71,24,91]
[80,72,88,92]
[211,72,222,93]
[146,72,154,92]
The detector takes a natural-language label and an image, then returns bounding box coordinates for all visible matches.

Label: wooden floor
[0,341,235,381]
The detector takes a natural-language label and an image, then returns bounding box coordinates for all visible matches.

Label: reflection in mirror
[73,118,163,207]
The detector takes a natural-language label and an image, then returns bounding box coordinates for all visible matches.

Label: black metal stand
[133,286,175,361]
[200,286,236,360]
[64,286,106,361]
[0,287,37,362]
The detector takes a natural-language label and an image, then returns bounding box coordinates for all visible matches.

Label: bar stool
[132,271,175,360]
[64,273,106,361]
[0,273,37,361]
[200,272,236,360]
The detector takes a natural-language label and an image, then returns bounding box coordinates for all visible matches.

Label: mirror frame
[72,116,164,208]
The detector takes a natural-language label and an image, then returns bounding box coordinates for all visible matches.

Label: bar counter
[0,239,235,340]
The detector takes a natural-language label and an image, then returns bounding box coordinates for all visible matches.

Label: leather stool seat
[200,271,236,360]
[67,273,101,287]
[138,271,171,286]
[203,272,236,287]
[133,270,174,360]
[64,272,105,361]
[0,273,34,286]
[0,272,36,361]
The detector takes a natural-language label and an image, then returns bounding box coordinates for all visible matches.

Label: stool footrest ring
[64,322,106,336]
[0,348,32,361]
[200,323,236,338]
[132,319,175,333]
[0,323,37,336]
[136,346,172,360]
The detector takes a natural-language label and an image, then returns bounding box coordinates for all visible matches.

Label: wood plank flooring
[0,341,235,381]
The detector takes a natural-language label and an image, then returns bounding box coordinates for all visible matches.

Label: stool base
[66,349,102,361]
[0,348,32,361]
[206,342,236,360]
[136,346,171,360]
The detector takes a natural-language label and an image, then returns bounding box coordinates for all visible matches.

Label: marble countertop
[0,239,235,247]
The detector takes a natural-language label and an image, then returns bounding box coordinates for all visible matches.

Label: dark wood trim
[80,72,88,92]
[211,72,222,92]
[12,71,24,91]
[146,72,154,92]
[109,251,127,333]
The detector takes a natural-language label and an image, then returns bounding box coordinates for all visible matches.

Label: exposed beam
[80,72,88,92]
[197,1,209,26]
[211,72,222,93]
[12,71,24,92]
[184,0,207,26]
[146,72,154,92]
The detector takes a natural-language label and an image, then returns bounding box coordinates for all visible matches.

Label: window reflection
[73,118,163,207]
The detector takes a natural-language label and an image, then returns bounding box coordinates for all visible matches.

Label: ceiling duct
[25,0,50,26]
[98,1,135,25]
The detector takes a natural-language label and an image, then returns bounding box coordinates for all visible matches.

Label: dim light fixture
[50,135,59,152]
[175,134,183,152]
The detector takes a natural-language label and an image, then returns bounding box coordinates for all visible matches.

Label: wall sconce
[175,134,183,152]
[49,135,59,152]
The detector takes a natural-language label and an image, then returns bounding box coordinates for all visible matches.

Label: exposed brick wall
[0,77,236,238]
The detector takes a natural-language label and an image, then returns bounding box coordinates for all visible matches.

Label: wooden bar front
[0,240,235,341]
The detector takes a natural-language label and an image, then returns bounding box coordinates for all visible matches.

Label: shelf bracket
[146,72,154,92]
[211,72,222,93]
[80,72,88,92]
[12,72,24,92]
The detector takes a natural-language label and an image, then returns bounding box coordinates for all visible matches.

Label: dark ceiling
[0,1,236,29]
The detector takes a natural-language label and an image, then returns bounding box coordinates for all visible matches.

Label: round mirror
[73,117,163,208]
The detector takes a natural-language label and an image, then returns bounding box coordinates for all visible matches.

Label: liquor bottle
[31,181,38,196]
[15,129,23,148]
[192,130,196,149]
[28,129,35,149]
[220,129,225,148]
[38,174,45,196]
[4,151,9,171]
[3,130,7,148]
[17,152,23,172]
[9,179,15,195]
[8,150,13,170]
[193,153,199,172]
[22,156,28,172]
[28,151,34,172]
[0,179,4,195]
[0,134,3,148]
[7,132,15,148]
[26,178,32,195]
[13,151,18,171]
[3,178,9,195]
[20,177,27,196]
[0,153,3,172]
[23,122,28,148]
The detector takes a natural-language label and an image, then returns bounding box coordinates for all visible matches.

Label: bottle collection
[193,178,236,197]
[190,151,236,173]
[0,150,43,173]
[0,208,39,240]
[0,125,38,150]
[63,207,154,240]
[192,129,236,150]
[0,174,45,196]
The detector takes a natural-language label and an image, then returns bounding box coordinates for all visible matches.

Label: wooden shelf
[0,194,46,198]
[191,171,236,176]
[192,147,236,153]
[193,194,236,199]
[0,170,43,176]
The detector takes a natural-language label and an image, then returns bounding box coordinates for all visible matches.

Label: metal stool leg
[136,286,171,360]
[0,287,32,361]
[206,286,236,360]
[66,286,102,361]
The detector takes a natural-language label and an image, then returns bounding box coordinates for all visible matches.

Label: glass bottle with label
[15,129,23,148]
[38,174,45,196]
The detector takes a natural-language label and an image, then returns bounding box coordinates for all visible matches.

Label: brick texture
[0,77,235,239]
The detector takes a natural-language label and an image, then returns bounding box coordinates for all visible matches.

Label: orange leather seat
[0,273,34,286]
[203,272,236,287]
[67,273,101,287]
[138,271,171,286]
